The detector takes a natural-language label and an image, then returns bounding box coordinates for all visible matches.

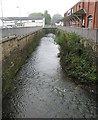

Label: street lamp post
[17,6,21,26]
[0,0,4,26]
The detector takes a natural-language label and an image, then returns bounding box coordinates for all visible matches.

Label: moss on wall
[2,30,43,97]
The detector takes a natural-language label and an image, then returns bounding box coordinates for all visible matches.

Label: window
[72,9,73,14]
[79,5,80,9]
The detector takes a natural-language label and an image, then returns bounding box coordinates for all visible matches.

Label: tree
[51,14,63,24]
[28,11,51,25]
[43,10,51,25]
[28,12,43,17]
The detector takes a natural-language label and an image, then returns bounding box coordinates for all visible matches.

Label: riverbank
[3,33,96,118]
[56,30,97,94]
[2,30,43,97]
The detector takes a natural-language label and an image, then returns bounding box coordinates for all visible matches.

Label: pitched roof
[0,17,44,21]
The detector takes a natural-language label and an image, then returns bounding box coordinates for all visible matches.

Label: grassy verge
[56,30,96,85]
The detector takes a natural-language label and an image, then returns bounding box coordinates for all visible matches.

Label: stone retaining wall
[2,29,43,96]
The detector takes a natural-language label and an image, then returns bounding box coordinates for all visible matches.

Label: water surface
[3,33,96,118]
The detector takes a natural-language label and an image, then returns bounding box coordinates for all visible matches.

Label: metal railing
[57,26,98,43]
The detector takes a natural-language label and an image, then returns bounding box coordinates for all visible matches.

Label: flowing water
[3,33,96,118]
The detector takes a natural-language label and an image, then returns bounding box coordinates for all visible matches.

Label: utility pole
[0,0,4,26]
[17,6,21,26]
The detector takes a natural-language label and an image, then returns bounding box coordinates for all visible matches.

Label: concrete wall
[57,26,97,42]
[1,26,42,40]
[2,29,43,96]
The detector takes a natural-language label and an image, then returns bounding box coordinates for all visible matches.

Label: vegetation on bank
[56,31,96,84]
[43,28,56,34]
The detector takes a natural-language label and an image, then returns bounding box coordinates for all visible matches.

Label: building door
[88,15,93,28]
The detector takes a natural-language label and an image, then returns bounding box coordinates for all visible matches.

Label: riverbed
[3,33,96,118]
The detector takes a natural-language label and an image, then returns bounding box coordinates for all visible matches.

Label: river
[3,33,96,118]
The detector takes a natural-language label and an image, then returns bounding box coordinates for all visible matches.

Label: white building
[55,19,64,26]
[0,17,45,27]
[0,19,2,26]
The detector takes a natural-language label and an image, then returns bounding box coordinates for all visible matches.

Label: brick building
[63,0,98,28]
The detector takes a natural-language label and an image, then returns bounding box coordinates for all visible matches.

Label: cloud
[0,0,79,17]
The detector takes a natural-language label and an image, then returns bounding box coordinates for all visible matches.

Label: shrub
[56,31,96,84]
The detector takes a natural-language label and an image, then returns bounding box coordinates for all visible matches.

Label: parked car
[0,26,2,29]
[6,26,12,28]
[0,26,12,29]
[12,25,17,28]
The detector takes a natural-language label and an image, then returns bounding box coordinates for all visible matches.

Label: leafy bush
[56,31,96,84]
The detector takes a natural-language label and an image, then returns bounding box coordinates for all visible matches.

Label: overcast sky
[0,0,80,17]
